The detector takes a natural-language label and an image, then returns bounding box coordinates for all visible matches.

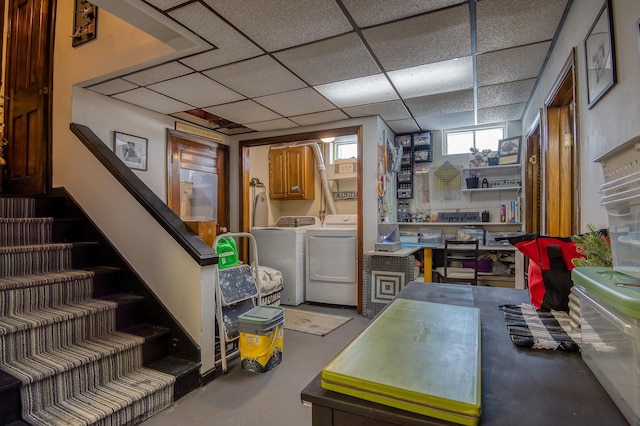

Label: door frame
[541,48,580,236]
[238,126,364,312]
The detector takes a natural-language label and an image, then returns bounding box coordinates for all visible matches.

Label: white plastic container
[572,283,640,425]
[599,171,640,278]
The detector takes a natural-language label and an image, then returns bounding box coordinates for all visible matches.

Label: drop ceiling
[86,0,571,136]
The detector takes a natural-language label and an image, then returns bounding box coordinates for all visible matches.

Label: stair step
[149,356,201,401]
[0,369,22,424]
[71,241,101,269]
[123,323,171,366]
[52,217,85,243]
[101,293,146,330]
[83,265,121,297]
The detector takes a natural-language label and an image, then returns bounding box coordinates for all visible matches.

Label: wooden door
[268,147,287,199]
[545,104,575,237]
[525,122,541,234]
[4,0,54,195]
[167,129,229,235]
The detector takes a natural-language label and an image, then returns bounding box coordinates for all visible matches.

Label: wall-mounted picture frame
[72,0,98,47]
[584,0,616,109]
[113,131,148,171]
[497,136,521,165]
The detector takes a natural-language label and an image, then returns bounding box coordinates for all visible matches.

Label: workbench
[301,282,627,425]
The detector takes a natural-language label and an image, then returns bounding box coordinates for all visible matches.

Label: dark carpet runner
[0,197,175,425]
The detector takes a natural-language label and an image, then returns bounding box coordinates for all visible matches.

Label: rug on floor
[499,304,581,351]
[283,308,352,336]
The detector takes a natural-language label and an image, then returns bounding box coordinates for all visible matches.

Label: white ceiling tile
[274,33,380,86]
[388,57,473,98]
[169,3,263,69]
[342,0,467,27]
[148,73,245,108]
[244,118,300,132]
[202,0,352,52]
[363,5,470,71]
[342,100,411,121]
[476,0,568,53]
[415,110,475,130]
[113,88,193,114]
[204,100,282,124]
[477,103,526,125]
[385,119,421,134]
[180,49,262,72]
[203,55,306,98]
[122,62,193,86]
[289,110,349,126]
[255,88,336,116]
[477,79,536,109]
[87,79,138,95]
[405,90,474,117]
[476,42,551,86]
[144,0,189,10]
[315,74,398,108]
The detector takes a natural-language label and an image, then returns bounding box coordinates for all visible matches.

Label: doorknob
[529,155,537,165]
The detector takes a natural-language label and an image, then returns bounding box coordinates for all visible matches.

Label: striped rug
[0,197,175,425]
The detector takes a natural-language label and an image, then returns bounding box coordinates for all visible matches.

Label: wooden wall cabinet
[268,146,315,200]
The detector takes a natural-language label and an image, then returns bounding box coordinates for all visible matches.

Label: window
[444,125,505,155]
[329,134,358,163]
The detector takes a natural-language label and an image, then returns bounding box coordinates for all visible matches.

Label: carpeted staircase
[0,197,176,425]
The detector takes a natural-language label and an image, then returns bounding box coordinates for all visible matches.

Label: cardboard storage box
[571,267,640,425]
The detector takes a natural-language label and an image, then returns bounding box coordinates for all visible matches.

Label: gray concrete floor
[141,303,371,426]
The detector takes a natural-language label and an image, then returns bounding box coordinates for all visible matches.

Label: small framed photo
[497,136,521,165]
[113,131,147,170]
[584,0,616,109]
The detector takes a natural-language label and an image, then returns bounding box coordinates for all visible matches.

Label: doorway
[529,49,579,237]
[166,129,229,236]
[3,0,55,195]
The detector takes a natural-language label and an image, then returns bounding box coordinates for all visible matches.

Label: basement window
[329,134,358,163]
[444,125,505,155]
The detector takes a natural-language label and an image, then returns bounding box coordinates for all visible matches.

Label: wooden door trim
[238,125,364,313]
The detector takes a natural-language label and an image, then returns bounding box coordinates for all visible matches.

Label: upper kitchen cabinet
[269,146,315,200]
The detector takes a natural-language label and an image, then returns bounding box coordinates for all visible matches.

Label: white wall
[53,1,219,373]
[523,0,640,231]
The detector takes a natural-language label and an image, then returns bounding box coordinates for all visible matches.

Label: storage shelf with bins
[395,134,413,200]
[412,131,433,166]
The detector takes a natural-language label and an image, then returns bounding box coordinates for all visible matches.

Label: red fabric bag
[505,234,584,312]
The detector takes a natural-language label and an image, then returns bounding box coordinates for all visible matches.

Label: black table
[301,282,627,425]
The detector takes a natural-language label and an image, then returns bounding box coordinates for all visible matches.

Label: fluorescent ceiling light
[388,57,473,99]
[314,74,398,108]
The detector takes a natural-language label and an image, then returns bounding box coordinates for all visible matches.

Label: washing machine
[305,214,358,306]
[250,216,319,306]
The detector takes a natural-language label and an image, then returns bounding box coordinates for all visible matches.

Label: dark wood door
[167,129,229,235]
[4,0,54,194]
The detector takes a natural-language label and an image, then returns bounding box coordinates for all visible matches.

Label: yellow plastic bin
[238,306,284,373]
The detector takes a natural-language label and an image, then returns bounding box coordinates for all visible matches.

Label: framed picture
[72,0,98,47]
[584,0,616,109]
[113,131,147,170]
[497,136,521,165]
